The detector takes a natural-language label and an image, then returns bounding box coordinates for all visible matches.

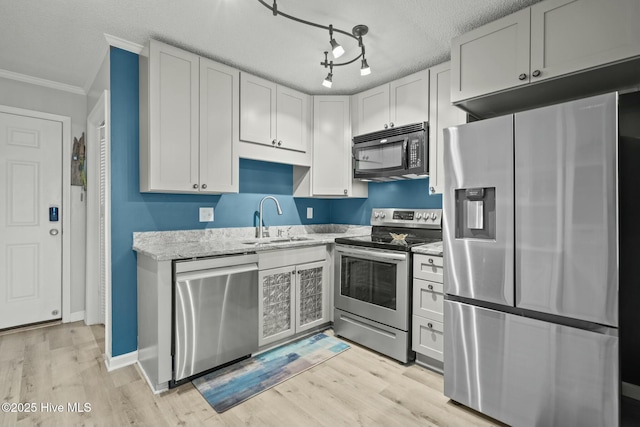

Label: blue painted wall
[109,47,442,356]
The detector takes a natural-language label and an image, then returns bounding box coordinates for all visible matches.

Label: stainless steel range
[333,208,442,363]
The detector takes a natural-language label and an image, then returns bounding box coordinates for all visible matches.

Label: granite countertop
[412,240,444,257]
[133,225,371,261]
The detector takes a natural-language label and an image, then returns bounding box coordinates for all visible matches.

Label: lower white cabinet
[258,246,330,347]
[412,253,444,372]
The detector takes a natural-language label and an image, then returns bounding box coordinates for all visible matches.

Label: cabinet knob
[384,123,388,129]
[201,184,207,189]
[518,73,527,81]
[193,184,199,189]
[428,258,434,264]
[343,189,348,195]
[277,140,282,146]
[428,284,433,290]
[389,122,394,128]
[430,186,435,193]
[532,69,541,78]
[272,139,277,145]
[428,323,433,329]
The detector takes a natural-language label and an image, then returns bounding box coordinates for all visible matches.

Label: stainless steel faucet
[258,196,283,238]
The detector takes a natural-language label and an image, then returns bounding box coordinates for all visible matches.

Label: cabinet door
[530,0,640,82]
[295,260,328,333]
[259,266,295,347]
[199,58,239,193]
[451,8,531,103]
[146,40,199,192]
[428,62,467,195]
[356,83,390,135]
[276,86,309,153]
[312,96,351,196]
[240,73,277,147]
[390,69,429,128]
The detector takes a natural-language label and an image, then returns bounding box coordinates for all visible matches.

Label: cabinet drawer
[412,315,444,362]
[259,245,326,270]
[413,254,443,283]
[413,279,444,322]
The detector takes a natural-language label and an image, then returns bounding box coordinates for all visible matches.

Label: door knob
[389,122,394,128]
[277,140,282,146]
[272,139,277,145]
[201,184,207,189]
[384,123,388,129]
[50,229,59,236]
[193,184,199,189]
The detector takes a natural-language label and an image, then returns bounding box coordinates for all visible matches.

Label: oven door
[353,135,407,179]
[334,244,409,331]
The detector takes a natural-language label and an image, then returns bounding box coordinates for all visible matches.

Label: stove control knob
[431,213,438,220]
[380,213,386,219]
[374,212,380,218]
[416,213,422,219]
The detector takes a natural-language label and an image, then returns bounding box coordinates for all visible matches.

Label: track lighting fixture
[258,0,371,88]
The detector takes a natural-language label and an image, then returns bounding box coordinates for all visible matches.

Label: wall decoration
[71,132,86,189]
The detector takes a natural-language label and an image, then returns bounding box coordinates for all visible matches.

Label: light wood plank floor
[0,321,506,426]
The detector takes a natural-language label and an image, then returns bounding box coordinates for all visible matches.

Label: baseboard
[623,382,640,401]
[136,362,168,395]
[64,311,85,323]
[105,350,138,372]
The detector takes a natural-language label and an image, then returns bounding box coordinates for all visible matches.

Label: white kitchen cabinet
[258,246,330,347]
[310,96,367,198]
[427,62,467,195]
[353,69,429,135]
[451,0,640,103]
[412,253,444,372]
[240,72,309,153]
[140,39,238,194]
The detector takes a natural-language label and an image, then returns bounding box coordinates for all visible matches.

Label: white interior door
[0,112,63,329]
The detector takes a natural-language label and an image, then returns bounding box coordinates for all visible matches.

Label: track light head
[322,73,333,88]
[360,58,371,76]
[330,38,344,59]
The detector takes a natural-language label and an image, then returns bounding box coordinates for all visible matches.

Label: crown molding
[0,68,86,96]
[104,33,144,54]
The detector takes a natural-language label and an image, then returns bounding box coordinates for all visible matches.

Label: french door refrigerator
[443,92,620,427]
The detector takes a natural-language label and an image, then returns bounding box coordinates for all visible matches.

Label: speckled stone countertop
[133,225,371,261]
[412,241,444,257]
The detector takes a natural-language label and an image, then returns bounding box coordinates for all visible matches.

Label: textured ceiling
[0,0,542,95]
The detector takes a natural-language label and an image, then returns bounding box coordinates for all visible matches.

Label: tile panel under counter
[133,224,371,261]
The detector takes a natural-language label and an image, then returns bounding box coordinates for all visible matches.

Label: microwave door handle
[402,138,408,168]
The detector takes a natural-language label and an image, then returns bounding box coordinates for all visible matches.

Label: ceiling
[0,0,542,95]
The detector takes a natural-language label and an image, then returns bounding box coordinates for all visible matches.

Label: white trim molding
[0,69,85,95]
[623,381,640,401]
[66,311,85,323]
[0,105,73,328]
[105,350,138,372]
[137,362,169,395]
[104,33,144,54]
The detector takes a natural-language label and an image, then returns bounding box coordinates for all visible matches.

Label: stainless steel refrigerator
[443,92,620,426]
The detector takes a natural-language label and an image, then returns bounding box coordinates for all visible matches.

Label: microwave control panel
[408,137,422,168]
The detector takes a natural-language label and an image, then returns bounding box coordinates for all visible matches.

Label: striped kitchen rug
[192,332,350,413]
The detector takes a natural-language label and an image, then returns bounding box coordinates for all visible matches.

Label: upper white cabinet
[140,40,238,194]
[451,0,640,103]
[427,62,467,195]
[240,73,309,153]
[353,69,429,135]
[311,96,367,198]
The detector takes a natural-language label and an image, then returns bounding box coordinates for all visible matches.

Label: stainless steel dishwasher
[171,253,259,386]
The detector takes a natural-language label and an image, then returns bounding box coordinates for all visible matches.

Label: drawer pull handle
[427,323,433,329]
[427,284,433,290]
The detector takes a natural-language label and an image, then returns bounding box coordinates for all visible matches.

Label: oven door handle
[335,246,407,262]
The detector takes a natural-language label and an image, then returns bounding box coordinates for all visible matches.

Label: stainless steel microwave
[353,122,428,181]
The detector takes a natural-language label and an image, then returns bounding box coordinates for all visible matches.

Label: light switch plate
[199,207,214,222]
[306,207,313,219]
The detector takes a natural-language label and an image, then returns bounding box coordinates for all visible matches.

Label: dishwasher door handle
[176,263,257,282]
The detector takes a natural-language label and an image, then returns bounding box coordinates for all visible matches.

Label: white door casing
[0,111,64,329]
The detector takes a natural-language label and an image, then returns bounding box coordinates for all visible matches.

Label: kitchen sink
[241,236,313,245]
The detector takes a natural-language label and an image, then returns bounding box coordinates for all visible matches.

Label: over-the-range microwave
[352,122,428,181]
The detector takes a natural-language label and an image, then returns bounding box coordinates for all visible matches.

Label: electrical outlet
[306,207,313,219]
[199,207,214,222]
